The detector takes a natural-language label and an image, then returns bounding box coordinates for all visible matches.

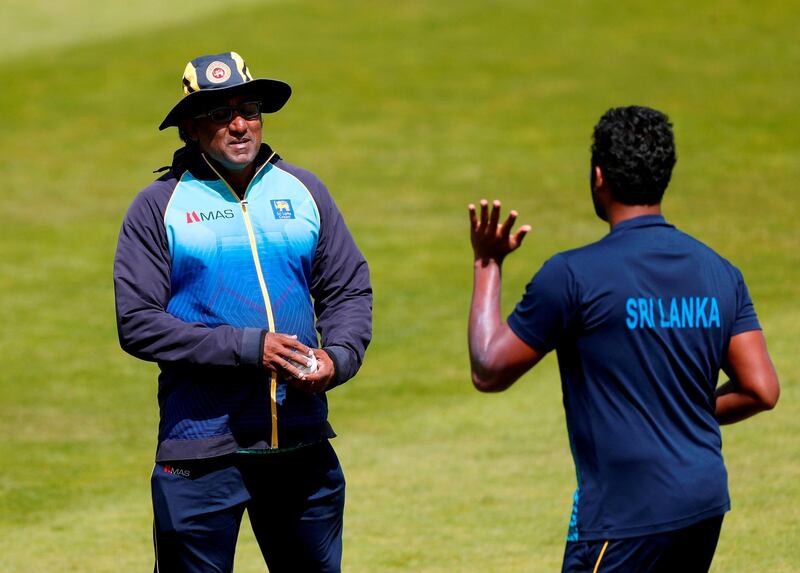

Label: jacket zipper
[203,153,280,448]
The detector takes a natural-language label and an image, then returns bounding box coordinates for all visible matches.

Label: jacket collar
[161,143,278,180]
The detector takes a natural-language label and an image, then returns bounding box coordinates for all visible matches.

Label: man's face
[185,95,263,172]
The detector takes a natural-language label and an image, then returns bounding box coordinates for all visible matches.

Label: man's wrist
[474,257,503,269]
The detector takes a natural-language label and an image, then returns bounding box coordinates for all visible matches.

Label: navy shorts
[151,440,345,573]
[562,515,724,573]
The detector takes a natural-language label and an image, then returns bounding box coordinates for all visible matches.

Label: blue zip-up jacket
[114,144,372,461]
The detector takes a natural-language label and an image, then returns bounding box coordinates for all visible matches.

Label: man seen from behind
[467,105,779,573]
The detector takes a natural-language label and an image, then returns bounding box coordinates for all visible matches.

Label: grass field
[1,1,798,571]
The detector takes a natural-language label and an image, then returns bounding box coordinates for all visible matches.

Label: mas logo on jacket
[185,209,236,224]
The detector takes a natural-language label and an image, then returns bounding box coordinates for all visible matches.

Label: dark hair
[591,106,677,205]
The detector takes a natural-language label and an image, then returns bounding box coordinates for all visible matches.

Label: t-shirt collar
[610,214,671,234]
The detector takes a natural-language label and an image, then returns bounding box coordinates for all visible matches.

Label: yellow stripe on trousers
[593,540,610,573]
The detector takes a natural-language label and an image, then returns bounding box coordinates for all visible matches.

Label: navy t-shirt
[507,215,760,541]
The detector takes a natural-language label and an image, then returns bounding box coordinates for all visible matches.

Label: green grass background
[1,1,798,571]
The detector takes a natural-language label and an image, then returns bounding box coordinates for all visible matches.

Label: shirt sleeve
[730,268,761,336]
[507,254,579,354]
[113,182,263,367]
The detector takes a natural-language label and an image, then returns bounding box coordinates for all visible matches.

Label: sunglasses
[195,101,262,123]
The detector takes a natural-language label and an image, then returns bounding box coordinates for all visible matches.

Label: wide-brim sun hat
[159,51,291,130]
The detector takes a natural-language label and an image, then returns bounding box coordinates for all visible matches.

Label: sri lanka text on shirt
[626,297,721,329]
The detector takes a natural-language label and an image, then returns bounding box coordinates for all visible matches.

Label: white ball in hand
[291,350,318,375]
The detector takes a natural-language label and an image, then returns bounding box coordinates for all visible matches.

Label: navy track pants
[152,440,345,573]
[562,514,724,573]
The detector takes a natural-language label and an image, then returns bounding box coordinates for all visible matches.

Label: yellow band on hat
[182,62,200,96]
[230,51,252,83]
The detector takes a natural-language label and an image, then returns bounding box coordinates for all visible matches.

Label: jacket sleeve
[294,168,372,387]
[113,180,264,367]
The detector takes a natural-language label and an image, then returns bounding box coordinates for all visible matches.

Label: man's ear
[181,119,198,142]
[592,166,605,192]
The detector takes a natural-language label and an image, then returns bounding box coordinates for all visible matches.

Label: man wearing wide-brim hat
[114,51,372,573]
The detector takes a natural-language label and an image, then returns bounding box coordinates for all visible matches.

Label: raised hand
[468,199,531,264]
